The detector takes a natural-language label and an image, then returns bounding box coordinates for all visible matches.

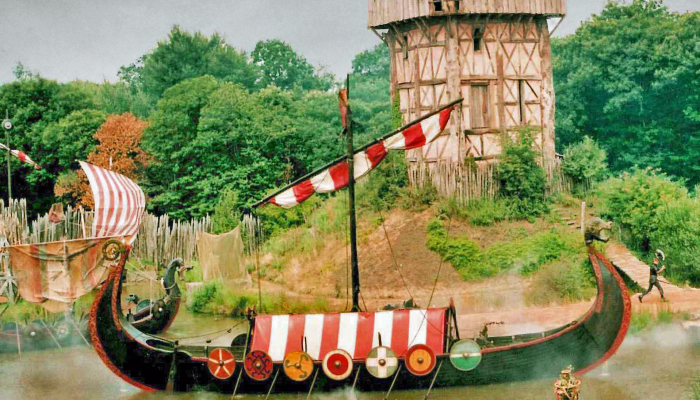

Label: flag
[268,104,457,208]
[79,161,146,245]
[338,89,349,129]
[0,143,41,169]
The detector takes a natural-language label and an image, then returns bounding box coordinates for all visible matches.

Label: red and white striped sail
[0,143,41,170]
[268,105,456,208]
[250,308,447,362]
[79,161,146,245]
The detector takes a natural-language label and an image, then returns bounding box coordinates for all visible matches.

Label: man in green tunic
[639,257,666,303]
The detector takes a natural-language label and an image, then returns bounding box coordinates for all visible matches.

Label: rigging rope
[377,207,415,304]
[170,319,247,341]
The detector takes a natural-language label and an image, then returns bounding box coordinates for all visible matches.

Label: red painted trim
[191,356,208,363]
[480,246,629,360]
[89,251,157,392]
[576,250,631,376]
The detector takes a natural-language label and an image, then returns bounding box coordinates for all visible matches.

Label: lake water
[1,312,698,400]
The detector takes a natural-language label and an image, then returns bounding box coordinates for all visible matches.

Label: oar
[306,368,320,399]
[40,319,62,349]
[383,364,402,400]
[264,369,280,400]
[423,360,444,400]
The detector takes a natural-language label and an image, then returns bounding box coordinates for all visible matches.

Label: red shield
[207,348,236,380]
[322,349,353,381]
[405,344,436,376]
[244,350,274,381]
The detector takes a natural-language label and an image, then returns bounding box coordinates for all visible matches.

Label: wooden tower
[368,0,568,200]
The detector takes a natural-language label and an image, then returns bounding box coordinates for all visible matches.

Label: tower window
[473,27,483,52]
[403,35,409,59]
[432,0,443,12]
[455,1,460,10]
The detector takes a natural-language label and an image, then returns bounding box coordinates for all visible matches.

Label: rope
[171,320,247,341]
[407,208,456,350]
[377,207,415,303]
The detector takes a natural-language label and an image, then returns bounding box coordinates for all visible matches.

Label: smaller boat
[125,258,192,335]
[0,313,90,353]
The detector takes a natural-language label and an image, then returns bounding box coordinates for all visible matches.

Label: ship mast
[344,75,361,312]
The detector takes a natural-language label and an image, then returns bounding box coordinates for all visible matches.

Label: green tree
[0,77,100,215]
[42,109,106,171]
[553,1,700,187]
[137,26,258,98]
[561,136,608,193]
[252,39,335,91]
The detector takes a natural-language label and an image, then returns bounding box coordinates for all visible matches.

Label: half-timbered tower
[368,0,567,199]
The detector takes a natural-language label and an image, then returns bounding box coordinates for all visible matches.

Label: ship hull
[89,245,630,394]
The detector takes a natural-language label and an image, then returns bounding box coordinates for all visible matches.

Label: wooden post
[580,202,586,236]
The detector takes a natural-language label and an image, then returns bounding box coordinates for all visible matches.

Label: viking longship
[1,162,186,351]
[89,84,631,396]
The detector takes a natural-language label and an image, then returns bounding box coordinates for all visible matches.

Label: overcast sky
[1,0,698,85]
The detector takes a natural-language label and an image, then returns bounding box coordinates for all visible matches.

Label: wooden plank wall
[369,0,566,27]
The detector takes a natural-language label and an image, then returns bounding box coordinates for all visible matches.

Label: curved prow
[127,258,191,335]
[90,244,175,391]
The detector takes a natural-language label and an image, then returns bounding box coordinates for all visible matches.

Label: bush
[525,258,596,306]
[561,136,608,194]
[497,129,548,220]
[597,168,688,251]
[649,196,700,285]
[212,188,240,234]
[427,219,584,281]
[464,199,510,227]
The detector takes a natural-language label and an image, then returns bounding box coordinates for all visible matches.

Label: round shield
[322,349,353,381]
[405,344,436,376]
[283,351,314,382]
[366,346,398,379]
[207,348,236,380]
[449,339,482,372]
[244,350,274,381]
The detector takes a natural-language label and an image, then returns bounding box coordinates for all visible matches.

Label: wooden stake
[580,202,586,237]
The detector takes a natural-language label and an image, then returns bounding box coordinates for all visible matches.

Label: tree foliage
[54,113,149,207]
[553,0,700,187]
[252,39,335,92]
[138,26,259,98]
[561,136,608,192]
[497,129,547,220]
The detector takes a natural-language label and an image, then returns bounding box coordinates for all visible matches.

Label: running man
[639,256,666,303]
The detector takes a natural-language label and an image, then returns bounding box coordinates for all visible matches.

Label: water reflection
[1,313,698,400]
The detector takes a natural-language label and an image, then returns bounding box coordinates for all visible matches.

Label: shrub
[212,188,240,234]
[427,219,584,281]
[464,199,510,227]
[497,128,548,220]
[649,196,700,285]
[597,168,688,251]
[561,136,608,194]
[525,258,596,306]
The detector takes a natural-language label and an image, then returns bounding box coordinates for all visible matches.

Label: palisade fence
[0,199,212,264]
[407,157,573,202]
